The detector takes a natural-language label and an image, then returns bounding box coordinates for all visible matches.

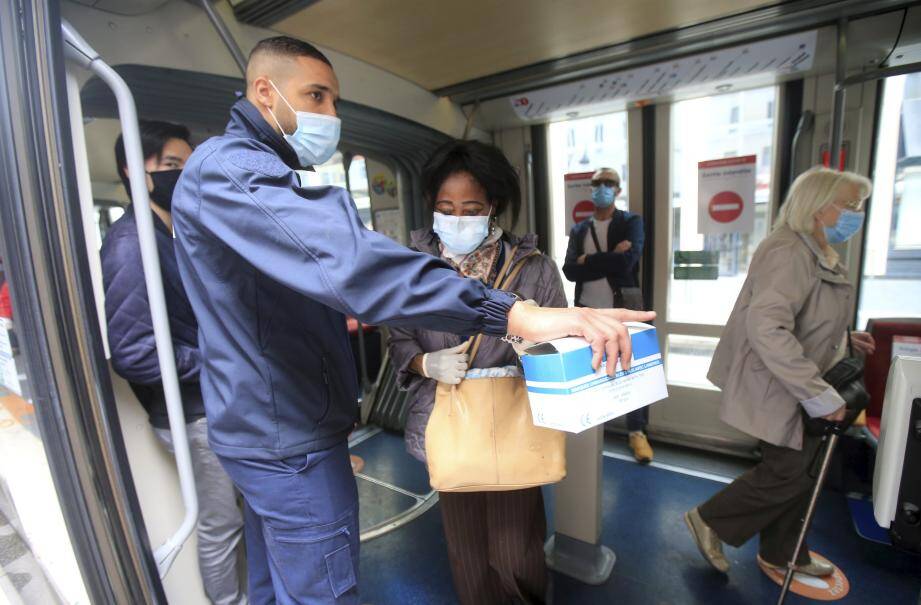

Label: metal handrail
[61,20,198,578]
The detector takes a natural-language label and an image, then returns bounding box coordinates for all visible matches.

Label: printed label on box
[520,323,668,433]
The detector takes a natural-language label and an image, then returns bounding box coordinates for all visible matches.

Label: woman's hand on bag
[421,343,469,385]
[851,331,876,356]
[506,303,656,375]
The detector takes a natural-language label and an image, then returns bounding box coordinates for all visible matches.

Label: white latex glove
[422,343,469,385]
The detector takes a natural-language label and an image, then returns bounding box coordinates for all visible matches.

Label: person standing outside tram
[101,121,246,605]
[562,167,654,463]
[171,36,654,604]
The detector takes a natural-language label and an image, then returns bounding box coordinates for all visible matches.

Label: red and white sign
[564,172,594,233]
[572,201,595,224]
[697,155,756,235]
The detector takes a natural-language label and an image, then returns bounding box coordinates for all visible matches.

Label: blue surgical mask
[591,185,616,209]
[267,80,341,167]
[433,211,492,255]
[824,209,865,244]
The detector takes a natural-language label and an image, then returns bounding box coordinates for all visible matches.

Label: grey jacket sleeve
[745,242,844,415]
[387,326,428,391]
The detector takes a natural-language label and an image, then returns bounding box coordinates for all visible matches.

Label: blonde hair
[774,167,872,233]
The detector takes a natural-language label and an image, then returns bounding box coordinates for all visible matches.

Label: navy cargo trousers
[218,440,360,604]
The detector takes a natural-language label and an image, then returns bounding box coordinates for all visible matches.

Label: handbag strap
[466,246,540,367]
[588,221,603,252]
[846,329,854,358]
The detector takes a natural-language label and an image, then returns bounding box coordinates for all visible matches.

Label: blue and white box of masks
[519,322,668,433]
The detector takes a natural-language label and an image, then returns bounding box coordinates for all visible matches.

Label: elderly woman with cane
[684,167,876,577]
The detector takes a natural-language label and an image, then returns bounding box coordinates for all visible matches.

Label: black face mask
[148,169,183,211]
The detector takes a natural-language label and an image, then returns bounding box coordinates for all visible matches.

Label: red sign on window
[708,191,744,223]
[572,200,595,225]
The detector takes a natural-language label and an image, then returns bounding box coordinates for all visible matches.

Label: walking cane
[776,395,869,605]
[776,418,846,605]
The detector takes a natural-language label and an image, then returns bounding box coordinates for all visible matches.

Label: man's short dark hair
[248,36,332,71]
[422,140,521,227]
[114,120,191,198]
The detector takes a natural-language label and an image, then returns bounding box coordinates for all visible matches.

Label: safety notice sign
[564,172,594,233]
[697,156,756,235]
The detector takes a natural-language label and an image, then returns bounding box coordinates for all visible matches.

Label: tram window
[665,334,720,390]
[858,73,921,329]
[298,152,374,230]
[0,246,89,601]
[297,150,347,189]
[347,155,373,230]
[94,204,125,245]
[668,86,777,327]
[549,111,629,303]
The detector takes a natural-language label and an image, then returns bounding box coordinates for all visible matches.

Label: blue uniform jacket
[172,99,516,460]
[100,206,205,429]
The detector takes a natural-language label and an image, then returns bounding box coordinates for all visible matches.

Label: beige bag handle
[466,247,540,366]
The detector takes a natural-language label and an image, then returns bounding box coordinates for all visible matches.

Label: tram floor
[353,429,921,605]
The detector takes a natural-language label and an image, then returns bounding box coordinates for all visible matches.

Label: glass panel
[858,73,921,329]
[296,151,347,189]
[548,111,629,304]
[668,87,777,325]
[0,257,89,601]
[94,205,125,246]
[347,155,373,230]
[665,334,719,390]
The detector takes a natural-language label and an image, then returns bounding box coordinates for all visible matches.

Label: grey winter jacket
[388,228,568,462]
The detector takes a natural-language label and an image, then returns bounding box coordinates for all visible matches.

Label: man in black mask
[101,120,246,605]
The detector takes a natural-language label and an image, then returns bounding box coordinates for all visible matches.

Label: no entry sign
[564,172,594,232]
[697,156,756,235]
[708,191,744,223]
[572,200,595,224]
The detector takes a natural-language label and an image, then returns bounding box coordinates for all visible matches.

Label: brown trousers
[439,487,548,605]
[699,431,823,566]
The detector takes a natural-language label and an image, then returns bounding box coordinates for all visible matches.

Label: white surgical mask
[267,80,341,167]
[433,209,492,255]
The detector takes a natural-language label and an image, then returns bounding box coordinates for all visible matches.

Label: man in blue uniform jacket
[172,36,654,604]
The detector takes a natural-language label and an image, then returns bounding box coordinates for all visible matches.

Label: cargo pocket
[264,522,358,603]
[325,542,357,598]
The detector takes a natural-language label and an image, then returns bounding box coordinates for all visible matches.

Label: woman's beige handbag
[425,248,567,492]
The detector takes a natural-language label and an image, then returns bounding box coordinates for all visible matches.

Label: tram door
[545,87,780,453]
[649,87,780,453]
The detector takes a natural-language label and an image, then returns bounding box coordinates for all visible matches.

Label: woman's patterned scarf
[440,225,504,284]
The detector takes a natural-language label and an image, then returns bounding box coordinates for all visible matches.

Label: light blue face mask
[824,209,865,244]
[433,210,492,255]
[268,80,341,167]
[591,185,616,209]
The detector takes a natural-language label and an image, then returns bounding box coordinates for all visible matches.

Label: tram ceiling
[461,6,920,130]
[269,0,780,91]
[264,0,920,100]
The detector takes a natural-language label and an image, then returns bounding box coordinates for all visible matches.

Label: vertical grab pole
[829,18,847,170]
[198,0,247,75]
[61,20,198,577]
